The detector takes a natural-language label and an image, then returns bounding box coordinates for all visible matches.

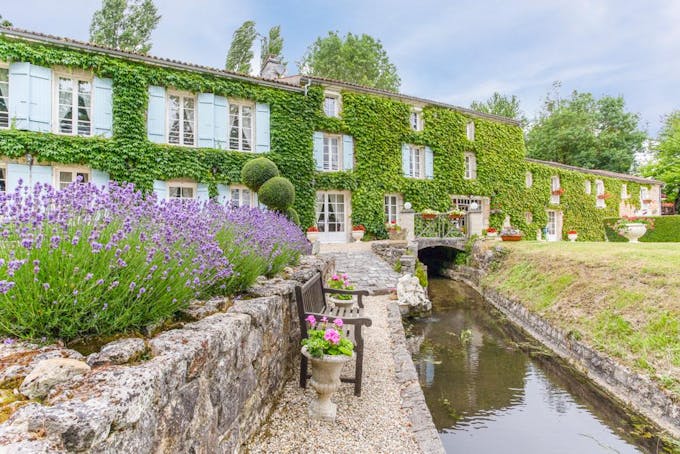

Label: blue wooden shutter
[425,146,434,179]
[152,180,168,201]
[214,96,228,149]
[91,169,110,188]
[255,102,270,153]
[401,144,410,177]
[216,184,231,205]
[196,183,209,201]
[7,164,53,190]
[197,93,215,148]
[8,62,30,130]
[342,135,354,171]
[313,132,324,170]
[147,86,166,143]
[28,65,51,132]
[93,77,113,137]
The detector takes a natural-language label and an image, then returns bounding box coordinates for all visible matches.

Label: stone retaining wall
[442,264,680,439]
[0,256,333,453]
[370,240,408,267]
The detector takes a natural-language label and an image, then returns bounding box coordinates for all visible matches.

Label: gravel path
[246,295,421,454]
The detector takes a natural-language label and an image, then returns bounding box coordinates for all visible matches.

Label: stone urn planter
[329,295,354,309]
[567,232,578,242]
[620,223,647,243]
[302,346,354,422]
[351,230,364,242]
[306,231,320,242]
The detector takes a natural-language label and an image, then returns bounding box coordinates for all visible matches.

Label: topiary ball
[258,177,295,211]
[286,207,300,225]
[240,157,280,192]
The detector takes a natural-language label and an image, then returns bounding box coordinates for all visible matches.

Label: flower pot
[500,235,522,242]
[448,214,463,220]
[486,232,498,239]
[329,295,355,309]
[421,213,437,220]
[351,230,364,242]
[620,223,647,243]
[306,231,319,242]
[302,346,354,422]
[567,233,578,242]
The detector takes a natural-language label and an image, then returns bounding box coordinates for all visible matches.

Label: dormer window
[466,121,475,141]
[323,91,340,117]
[410,108,423,131]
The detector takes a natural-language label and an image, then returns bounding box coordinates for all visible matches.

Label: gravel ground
[246,295,421,454]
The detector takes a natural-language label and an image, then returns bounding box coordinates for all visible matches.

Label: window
[0,165,5,192]
[410,109,423,131]
[56,75,92,136]
[466,121,475,141]
[464,152,477,180]
[229,102,253,151]
[550,175,561,204]
[525,171,533,188]
[322,134,341,171]
[585,180,592,194]
[640,187,651,210]
[384,194,401,224]
[407,145,425,179]
[168,180,196,199]
[56,167,90,190]
[525,212,533,224]
[621,184,628,199]
[167,92,196,146]
[0,67,8,128]
[596,180,605,208]
[323,92,340,117]
[230,185,258,208]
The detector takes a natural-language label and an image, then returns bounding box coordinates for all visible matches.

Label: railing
[414,213,465,238]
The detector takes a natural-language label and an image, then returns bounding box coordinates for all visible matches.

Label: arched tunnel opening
[418,246,463,276]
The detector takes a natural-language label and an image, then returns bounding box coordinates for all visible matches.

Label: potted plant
[306,225,320,242]
[447,208,465,220]
[385,221,404,240]
[567,229,578,242]
[421,209,439,220]
[551,188,565,196]
[351,224,365,242]
[485,227,498,239]
[642,198,654,204]
[327,273,355,308]
[608,216,655,243]
[301,315,355,422]
[500,227,523,241]
[597,192,612,200]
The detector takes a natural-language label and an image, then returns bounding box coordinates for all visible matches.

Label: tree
[299,31,400,92]
[526,84,646,173]
[89,0,160,53]
[225,20,257,74]
[643,112,680,208]
[260,25,285,68]
[470,92,527,124]
[0,15,12,27]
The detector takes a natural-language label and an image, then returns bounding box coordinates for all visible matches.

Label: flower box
[551,188,565,196]
[500,235,522,242]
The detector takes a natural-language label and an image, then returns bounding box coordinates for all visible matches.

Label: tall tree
[89,0,160,53]
[470,92,526,124]
[526,84,646,173]
[225,21,257,74]
[260,25,285,68]
[0,15,12,27]
[299,31,400,92]
[643,111,680,208]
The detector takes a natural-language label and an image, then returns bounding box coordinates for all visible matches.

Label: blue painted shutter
[197,93,215,148]
[147,86,166,143]
[91,169,110,188]
[425,146,434,179]
[196,183,209,201]
[313,132,324,170]
[342,135,354,171]
[214,96,228,149]
[28,65,51,132]
[8,164,54,190]
[401,144,410,177]
[8,62,29,130]
[152,180,168,201]
[93,77,113,137]
[255,102,270,153]
[216,184,231,205]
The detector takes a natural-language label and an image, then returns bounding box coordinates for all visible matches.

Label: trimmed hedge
[604,215,680,242]
[241,157,280,192]
[258,176,295,211]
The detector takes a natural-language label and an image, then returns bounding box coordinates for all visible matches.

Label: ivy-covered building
[0,28,663,243]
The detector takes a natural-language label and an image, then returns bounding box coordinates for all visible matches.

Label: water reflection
[411,278,652,454]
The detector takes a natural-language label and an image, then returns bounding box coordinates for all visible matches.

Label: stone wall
[370,240,409,267]
[0,256,333,453]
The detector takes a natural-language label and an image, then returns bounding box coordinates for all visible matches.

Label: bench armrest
[300,311,372,330]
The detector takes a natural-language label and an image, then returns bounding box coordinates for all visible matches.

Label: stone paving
[320,242,402,295]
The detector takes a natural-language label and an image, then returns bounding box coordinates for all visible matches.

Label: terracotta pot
[620,223,647,243]
[500,235,522,242]
[421,213,437,220]
[351,230,364,242]
[448,214,463,220]
[302,346,354,422]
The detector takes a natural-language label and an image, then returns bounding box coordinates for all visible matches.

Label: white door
[546,210,560,241]
[316,192,348,243]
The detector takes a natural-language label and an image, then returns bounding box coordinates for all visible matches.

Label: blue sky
[3,0,679,135]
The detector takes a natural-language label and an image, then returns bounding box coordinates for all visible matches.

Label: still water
[410,277,664,454]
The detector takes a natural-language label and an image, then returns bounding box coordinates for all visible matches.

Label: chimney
[260,55,286,79]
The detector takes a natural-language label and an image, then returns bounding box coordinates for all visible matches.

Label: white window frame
[228,98,255,152]
[53,68,94,137]
[323,91,341,117]
[550,175,561,204]
[166,89,197,147]
[621,184,628,199]
[525,171,533,188]
[0,63,8,129]
[321,133,343,171]
[466,121,475,141]
[167,179,197,200]
[525,211,533,224]
[585,180,592,195]
[409,108,423,131]
[54,165,91,190]
[407,145,425,179]
[595,179,605,208]
[229,184,258,208]
[640,186,651,211]
[384,193,401,225]
[464,152,477,180]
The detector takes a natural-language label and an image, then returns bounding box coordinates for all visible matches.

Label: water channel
[410,277,670,454]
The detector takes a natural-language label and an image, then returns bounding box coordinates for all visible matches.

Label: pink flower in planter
[321,316,328,323]
[305,315,316,326]
[333,318,344,327]
[331,274,339,281]
[342,273,349,280]
[324,328,341,344]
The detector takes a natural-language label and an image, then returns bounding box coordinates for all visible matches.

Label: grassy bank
[483,241,680,398]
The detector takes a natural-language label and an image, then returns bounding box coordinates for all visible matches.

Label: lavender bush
[0,181,309,341]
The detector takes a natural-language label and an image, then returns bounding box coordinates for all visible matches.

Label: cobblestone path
[320,243,401,294]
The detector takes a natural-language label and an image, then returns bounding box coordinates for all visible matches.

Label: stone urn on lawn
[306,226,320,243]
[567,230,578,242]
[621,223,647,243]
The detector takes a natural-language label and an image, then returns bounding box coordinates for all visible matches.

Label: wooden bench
[294,272,372,396]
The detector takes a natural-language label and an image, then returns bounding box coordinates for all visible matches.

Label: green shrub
[415,260,428,288]
[604,216,680,242]
[258,176,295,211]
[240,157,280,192]
[286,207,300,225]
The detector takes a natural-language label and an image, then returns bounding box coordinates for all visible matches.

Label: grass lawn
[483,241,680,398]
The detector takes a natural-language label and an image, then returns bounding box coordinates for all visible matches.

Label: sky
[3,0,679,136]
